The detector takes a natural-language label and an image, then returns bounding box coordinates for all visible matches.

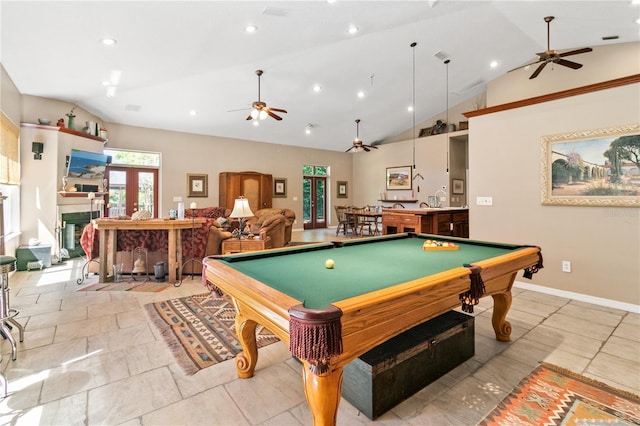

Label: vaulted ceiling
[2,1,638,151]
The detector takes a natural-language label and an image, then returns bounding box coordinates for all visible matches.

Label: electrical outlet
[172,196,182,202]
[562,260,571,273]
[476,196,493,206]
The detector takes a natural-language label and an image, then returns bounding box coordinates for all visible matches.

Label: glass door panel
[107,167,158,217]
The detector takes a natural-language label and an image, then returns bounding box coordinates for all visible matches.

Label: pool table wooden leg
[302,363,343,426]
[234,313,259,378]
[491,291,513,342]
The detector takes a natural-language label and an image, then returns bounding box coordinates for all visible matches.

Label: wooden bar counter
[93,218,205,283]
[382,207,469,237]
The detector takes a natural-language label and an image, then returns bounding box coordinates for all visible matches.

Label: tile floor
[1,229,638,425]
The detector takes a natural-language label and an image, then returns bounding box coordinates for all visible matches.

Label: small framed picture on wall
[273,178,287,198]
[337,181,348,198]
[187,173,208,197]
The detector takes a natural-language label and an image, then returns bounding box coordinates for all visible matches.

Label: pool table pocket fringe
[459,265,485,313]
[523,248,544,279]
[289,304,343,375]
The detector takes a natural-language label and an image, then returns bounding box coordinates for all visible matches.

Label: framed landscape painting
[386,166,412,190]
[541,124,640,207]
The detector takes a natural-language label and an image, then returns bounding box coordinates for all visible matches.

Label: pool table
[203,233,542,426]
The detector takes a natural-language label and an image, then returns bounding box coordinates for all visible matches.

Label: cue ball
[325,259,335,269]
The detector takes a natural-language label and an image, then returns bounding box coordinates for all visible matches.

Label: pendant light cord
[411,42,417,170]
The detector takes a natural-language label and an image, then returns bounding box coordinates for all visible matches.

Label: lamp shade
[229,197,254,218]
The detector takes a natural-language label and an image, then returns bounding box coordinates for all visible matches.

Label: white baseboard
[514,280,640,314]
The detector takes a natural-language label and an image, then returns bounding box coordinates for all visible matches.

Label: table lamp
[229,196,254,239]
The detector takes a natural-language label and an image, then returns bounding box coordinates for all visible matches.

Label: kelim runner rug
[478,362,640,425]
[145,292,279,375]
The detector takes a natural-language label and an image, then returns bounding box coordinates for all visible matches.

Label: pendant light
[445,58,450,173]
[445,59,450,132]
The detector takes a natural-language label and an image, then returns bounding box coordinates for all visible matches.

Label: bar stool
[0,255,24,361]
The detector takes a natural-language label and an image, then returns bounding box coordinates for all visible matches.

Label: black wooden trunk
[341,310,475,419]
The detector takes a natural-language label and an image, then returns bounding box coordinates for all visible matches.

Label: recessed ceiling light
[106,86,117,98]
[305,124,313,134]
[101,38,117,46]
[327,0,337,3]
[489,60,499,68]
[357,90,366,98]
[245,25,258,33]
[407,105,414,112]
[348,25,359,35]
[313,84,322,93]
[632,0,640,5]
[189,110,197,116]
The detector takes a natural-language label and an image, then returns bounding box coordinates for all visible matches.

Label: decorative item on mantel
[66,107,76,130]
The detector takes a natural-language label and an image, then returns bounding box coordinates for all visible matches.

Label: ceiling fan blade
[555,58,583,70]
[266,109,283,121]
[529,61,548,79]
[245,114,253,121]
[345,146,354,153]
[559,47,592,57]
[366,145,378,150]
[269,107,287,113]
[363,146,370,152]
[508,59,541,73]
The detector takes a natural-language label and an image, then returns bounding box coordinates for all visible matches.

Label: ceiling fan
[245,69,287,121]
[346,119,378,153]
[511,16,592,79]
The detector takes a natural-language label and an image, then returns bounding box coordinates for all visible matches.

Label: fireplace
[61,211,100,258]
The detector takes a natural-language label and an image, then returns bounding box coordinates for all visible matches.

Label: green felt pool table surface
[217,233,526,309]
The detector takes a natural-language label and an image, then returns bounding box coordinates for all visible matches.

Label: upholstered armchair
[245,212,287,248]
[249,208,296,245]
[204,221,233,256]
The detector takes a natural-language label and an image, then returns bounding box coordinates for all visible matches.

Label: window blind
[0,112,20,185]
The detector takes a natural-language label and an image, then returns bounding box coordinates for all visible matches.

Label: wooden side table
[222,236,271,254]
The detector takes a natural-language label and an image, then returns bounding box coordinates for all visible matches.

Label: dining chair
[335,206,356,236]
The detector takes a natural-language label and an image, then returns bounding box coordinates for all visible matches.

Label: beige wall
[104,122,353,227]
[469,83,640,306]
[17,95,354,235]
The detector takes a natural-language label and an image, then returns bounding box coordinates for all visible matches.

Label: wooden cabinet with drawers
[382,208,469,238]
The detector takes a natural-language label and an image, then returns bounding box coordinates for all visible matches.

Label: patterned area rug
[80,281,172,292]
[479,363,640,425]
[145,292,279,375]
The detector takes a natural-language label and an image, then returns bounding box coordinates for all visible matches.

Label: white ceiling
[2,1,639,152]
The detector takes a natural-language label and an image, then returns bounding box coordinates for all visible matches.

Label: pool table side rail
[333,270,473,367]
[203,259,300,345]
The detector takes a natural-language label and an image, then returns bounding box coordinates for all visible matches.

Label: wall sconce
[32,142,44,160]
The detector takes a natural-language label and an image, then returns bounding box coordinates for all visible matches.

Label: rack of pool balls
[422,239,459,251]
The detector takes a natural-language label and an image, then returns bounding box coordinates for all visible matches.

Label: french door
[303,176,327,229]
[106,166,158,218]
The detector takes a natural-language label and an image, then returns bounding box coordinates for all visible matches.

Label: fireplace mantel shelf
[58,191,107,198]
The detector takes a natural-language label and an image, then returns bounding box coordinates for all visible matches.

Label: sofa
[244,208,296,248]
[80,206,232,276]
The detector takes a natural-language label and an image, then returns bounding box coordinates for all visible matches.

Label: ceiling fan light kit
[245,69,287,121]
[346,119,378,153]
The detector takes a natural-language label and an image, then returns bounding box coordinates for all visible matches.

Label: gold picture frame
[541,124,640,207]
[187,173,208,197]
[386,166,412,191]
